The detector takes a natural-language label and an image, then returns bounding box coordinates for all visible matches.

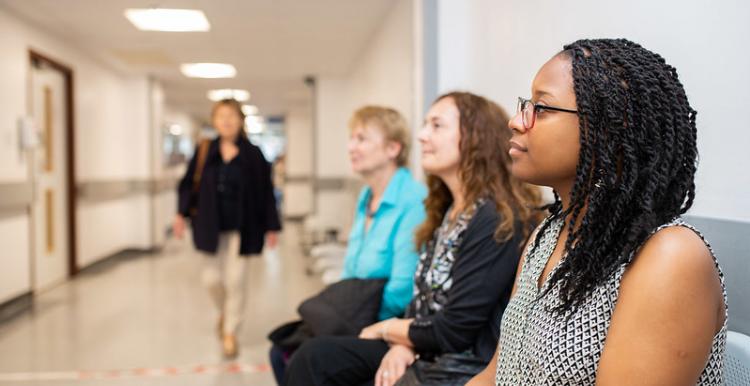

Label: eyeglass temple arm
[539,105,578,114]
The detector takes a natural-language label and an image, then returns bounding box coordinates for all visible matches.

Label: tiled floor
[0,223,324,385]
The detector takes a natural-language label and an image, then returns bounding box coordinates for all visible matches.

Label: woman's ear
[386,141,403,162]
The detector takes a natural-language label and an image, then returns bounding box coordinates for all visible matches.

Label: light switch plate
[18,116,39,149]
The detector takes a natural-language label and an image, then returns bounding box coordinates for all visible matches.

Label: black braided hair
[540,38,699,313]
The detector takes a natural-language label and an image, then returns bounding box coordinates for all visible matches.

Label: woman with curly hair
[283,92,541,386]
[468,39,727,386]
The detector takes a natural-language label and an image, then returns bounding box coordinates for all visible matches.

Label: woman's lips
[509,140,528,152]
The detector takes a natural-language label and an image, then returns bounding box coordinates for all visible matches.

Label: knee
[201,267,221,289]
[291,336,333,363]
[286,337,341,374]
[224,267,245,289]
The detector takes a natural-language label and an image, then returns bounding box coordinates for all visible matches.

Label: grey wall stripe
[77,180,150,203]
[0,182,32,217]
[151,178,179,194]
[315,178,345,191]
[313,177,362,192]
[684,215,750,336]
[285,175,312,184]
[0,206,28,220]
[77,178,179,204]
[0,178,179,213]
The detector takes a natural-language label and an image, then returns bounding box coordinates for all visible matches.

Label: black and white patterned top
[495,216,727,385]
[406,201,480,319]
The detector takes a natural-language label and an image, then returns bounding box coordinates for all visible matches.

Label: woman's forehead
[532,55,574,102]
[427,97,458,119]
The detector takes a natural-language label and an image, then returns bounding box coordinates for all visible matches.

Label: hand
[359,320,389,340]
[265,231,279,249]
[375,345,416,386]
[173,215,186,239]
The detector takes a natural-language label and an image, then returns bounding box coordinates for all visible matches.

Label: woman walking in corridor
[174,98,282,358]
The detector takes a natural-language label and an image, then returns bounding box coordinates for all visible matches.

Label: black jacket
[177,137,281,256]
[407,201,525,362]
[268,278,387,350]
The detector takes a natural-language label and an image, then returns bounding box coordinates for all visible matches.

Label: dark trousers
[270,344,289,385]
[282,336,390,386]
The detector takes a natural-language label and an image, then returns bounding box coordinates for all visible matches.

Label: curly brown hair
[415,92,543,250]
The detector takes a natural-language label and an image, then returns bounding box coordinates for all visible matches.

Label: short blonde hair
[348,106,410,167]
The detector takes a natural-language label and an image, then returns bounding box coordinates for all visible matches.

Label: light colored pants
[201,231,250,335]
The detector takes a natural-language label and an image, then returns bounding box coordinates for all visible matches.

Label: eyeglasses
[517,97,578,130]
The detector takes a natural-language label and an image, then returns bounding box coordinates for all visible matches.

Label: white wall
[316,77,353,179]
[0,14,28,183]
[284,107,314,217]
[0,9,33,303]
[313,0,416,234]
[77,195,152,267]
[76,76,151,181]
[346,0,415,131]
[0,8,172,302]
[436,0,750,223]
[0,214,31,302]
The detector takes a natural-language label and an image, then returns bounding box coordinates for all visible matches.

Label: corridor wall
[0,7,184,302]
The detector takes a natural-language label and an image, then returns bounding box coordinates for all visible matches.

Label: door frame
[29,50,78,277]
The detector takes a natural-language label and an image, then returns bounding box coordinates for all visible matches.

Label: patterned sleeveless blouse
[495,216,727,385]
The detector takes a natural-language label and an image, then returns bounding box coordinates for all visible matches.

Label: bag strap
[192,139,211,193]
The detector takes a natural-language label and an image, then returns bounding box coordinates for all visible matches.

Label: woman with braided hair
[468,39,727,385]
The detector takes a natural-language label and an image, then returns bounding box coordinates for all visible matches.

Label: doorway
[28,51,77,291]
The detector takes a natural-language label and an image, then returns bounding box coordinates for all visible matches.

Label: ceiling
[0,0,399,119]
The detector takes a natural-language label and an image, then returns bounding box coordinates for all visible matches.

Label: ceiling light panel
[181,63,237,78]
[125,8,210,32]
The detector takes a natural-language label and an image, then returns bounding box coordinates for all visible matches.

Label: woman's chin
[352,164,371,176]
[510,161,535,183]
[420,159,437,174]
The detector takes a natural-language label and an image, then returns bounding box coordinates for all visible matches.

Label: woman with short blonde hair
[269,105,427,384]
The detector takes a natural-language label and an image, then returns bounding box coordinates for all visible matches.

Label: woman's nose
[508,113,526,134]
[417,125,429,142]
[347,139,358,152]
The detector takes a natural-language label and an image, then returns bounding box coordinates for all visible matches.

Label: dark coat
[177,137,281,256]
[268,278,387,350]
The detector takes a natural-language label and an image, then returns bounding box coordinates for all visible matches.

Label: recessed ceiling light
[242,105,259,115]
[181,63,236,78]
[207,89,251,102]
[125,8,210,32]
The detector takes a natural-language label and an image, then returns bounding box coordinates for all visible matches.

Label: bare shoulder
[616,224,725,332]
[624,225,719,292]
[597,225,725,384]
